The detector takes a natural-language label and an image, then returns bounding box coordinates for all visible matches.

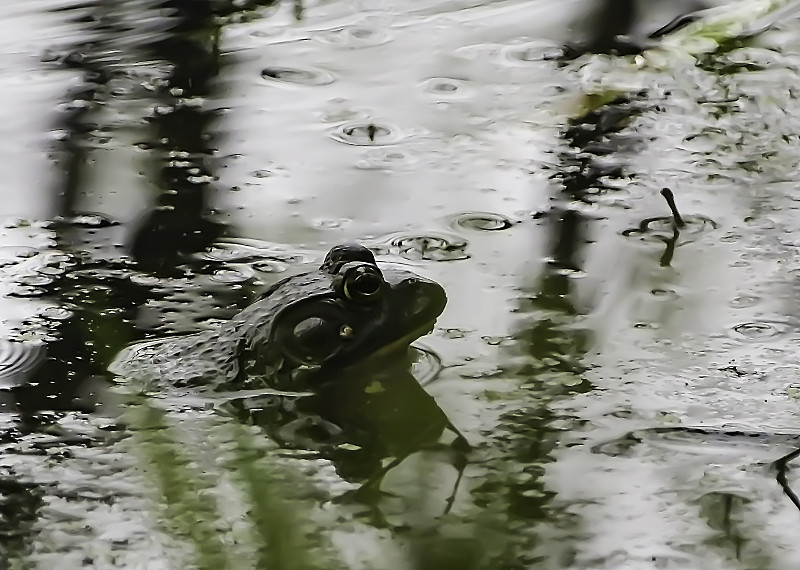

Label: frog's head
[267,244,446,370]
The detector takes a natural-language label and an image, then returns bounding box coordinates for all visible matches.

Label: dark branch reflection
[0,0,275,549]
[129,1,229,271]
[471,52,652,558]
[4,0,474,540]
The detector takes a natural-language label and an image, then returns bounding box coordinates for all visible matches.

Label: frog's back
[108,274,317,387]
[109,331,242,387]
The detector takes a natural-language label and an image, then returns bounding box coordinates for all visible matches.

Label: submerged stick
[660,188,685,228]
[659,225,679,267]
[774,446,800,513]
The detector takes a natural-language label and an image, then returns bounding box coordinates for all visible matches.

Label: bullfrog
[109,243,448,389]
[111,243,468,513]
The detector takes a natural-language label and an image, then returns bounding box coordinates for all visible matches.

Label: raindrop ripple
[260,66,336,86]
[450,212,515,231]
[729,320,793,342]
[330,122,404,146]
[0,341,45,386]
[389,231,470,262]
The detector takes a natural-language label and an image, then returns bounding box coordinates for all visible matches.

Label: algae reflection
[128,396,328,570]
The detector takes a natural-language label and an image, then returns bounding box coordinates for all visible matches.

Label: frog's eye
[341,265,384,304]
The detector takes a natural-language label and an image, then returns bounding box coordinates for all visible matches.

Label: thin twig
[774,446,800,513]
[660,188,685,228]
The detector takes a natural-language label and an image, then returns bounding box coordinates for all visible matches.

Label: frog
[110,243,469,513]
[109,243,447,387]
[109,243,448,389]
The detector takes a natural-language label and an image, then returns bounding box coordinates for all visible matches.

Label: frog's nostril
[404,280,447,321]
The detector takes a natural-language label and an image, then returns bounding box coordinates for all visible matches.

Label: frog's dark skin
[111,243,469,513]
[110,243,448,389]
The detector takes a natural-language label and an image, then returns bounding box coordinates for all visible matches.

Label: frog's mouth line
[358,318,438,363]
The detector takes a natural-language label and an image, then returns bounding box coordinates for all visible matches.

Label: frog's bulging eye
[342,265,384,303]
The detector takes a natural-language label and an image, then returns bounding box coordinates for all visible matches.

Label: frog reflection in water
[111,244,469,511]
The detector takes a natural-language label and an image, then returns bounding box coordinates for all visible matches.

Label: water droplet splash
[329,122,405,146]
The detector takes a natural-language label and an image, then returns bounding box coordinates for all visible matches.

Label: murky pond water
[5,0,800,568]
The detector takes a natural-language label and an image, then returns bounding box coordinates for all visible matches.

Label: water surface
[2,0,800,568]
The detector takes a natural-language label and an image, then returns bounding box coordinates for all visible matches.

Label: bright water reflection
[4,0,800,568]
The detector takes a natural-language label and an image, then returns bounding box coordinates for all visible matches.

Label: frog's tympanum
[110,243,447,389]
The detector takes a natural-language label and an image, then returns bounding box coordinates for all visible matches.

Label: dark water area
[4,0,800,568]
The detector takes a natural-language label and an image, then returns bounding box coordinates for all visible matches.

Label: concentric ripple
[729,295,760,309]
[198,240,312,265]
[354,149,418,170]
[252,260,289,274]
[53,212,119,228]
[40,306,73,321]
[260,66,336,86]
[200,242,264,263]
[650,288,678,300]
[18,274,55,287]
[0,246,37,266]
[502,41,563,65]
[208,266,255,284]
[0,340,45,387]
[621,215,719,240]
[728,320,793,342]
[387,231,470,262]
[329,122,404,146]
[421,77,472,99]
[411,345,444,386]
[316,26,393,48]
[593,426,800,460]
[449,211,515,231]
[8,285,47,298]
